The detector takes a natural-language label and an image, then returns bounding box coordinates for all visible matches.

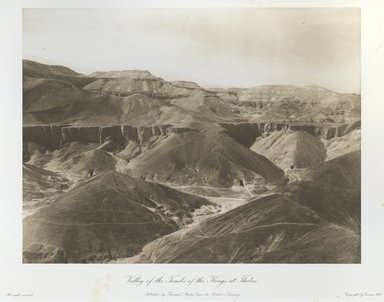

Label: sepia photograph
[21,7,361,264]
[3,0,384,300]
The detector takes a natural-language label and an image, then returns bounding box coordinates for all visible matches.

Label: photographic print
[22,8,361,264]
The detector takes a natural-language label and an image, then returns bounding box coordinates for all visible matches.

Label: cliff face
[23,120,360,155]
[220,120,360,147]
[23,126,63,150]
[23,125,172,152]
[220,123,262,147]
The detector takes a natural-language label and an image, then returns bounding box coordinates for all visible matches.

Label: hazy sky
[23,8,360,93]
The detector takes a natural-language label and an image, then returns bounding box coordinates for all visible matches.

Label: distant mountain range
[23,59,360,126]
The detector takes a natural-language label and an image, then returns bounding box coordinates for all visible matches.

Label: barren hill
[23,171,212,263]
[251,130,326,169]
[23,77,87,113]
[124,129,284,187]
[23,59,81,78]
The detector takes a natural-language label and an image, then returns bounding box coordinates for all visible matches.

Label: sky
[23,8,360,93]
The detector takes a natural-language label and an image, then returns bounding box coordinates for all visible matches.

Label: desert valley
[22,59,361,263]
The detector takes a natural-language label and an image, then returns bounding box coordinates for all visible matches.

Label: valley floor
[109,195,248,263]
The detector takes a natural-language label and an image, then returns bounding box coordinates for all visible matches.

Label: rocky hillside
[138,151,360,263]
[23,171,212,263]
